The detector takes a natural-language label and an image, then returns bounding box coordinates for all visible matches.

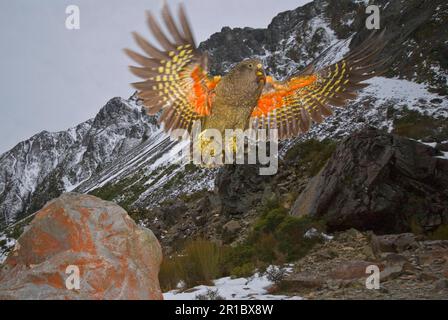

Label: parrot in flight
[124,4,387,141]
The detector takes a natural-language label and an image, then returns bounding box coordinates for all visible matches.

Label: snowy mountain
[0,96,158,227]
[1,0,447,231]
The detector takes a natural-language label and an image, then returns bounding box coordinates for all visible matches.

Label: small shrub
[221,202,326,277]
[159,239,223,290]
[275,215,325,261]
[221,244,254,275]
[181,239,222,287]
[264,266,288,284]
[409,216,424,235]
[284,139,337,176]
[253,233,279,264]
[7,225,26,240]
[159,257,183,292]
[195,288,226,300]
[393,110,448,141]
[230,262,256,278]
[128,208,151,223]
[159,204,327,291]
[88,173,147,211]
[254,208,287,234]
[252,203,325,261]
[429,224,448,240]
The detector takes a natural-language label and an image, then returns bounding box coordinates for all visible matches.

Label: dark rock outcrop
[291,128,448,234]
[215,164,272,216]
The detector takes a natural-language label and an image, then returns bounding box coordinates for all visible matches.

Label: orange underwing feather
[251,74,318,117]
[125,3,219,133]
[251,30,388,139]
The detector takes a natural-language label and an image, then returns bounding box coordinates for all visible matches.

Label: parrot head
[222,58,266,105]
[234,58,266,85]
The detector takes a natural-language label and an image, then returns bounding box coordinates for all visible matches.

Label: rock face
[0,193,163,300]
[280,229,448,299]
[201,0,448,94]
[291,128,448,234]
[215,164,272,216]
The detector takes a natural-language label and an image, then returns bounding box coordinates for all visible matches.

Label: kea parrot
[124,4,387,143]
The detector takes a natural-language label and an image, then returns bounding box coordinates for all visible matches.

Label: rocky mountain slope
[278,229,448,299]
[292,128,448,234]
[0,96,159,228]
[1,0,447,236]
[201,0,447,95]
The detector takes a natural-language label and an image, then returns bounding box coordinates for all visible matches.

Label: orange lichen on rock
[0,193,163,300]
[30,273,65,290]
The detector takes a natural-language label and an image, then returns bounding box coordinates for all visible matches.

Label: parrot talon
[197,131,214,156]
[195,131,221,168]
[225,136,238,154]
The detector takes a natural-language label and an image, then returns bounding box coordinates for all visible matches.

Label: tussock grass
[159,239,222,291]
[159,199,326,291]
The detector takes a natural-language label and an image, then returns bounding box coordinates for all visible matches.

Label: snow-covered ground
[362,77,448,118]
[0,232,16,264]
[164,268,302,300]
[279,75,448,156]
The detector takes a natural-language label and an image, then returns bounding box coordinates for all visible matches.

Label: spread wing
[250,30,388,139]
[125,4,220,133]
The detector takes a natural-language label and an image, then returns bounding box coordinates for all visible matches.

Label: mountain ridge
[1,0,447,230]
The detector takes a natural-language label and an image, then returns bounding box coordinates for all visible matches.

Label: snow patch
[304,228,334,241]
[436,151,448,160]
[0,233,16,264]
[352,0,369,5]
[164,271,302,300]
[419,141,437,148]
[362,77,448,117]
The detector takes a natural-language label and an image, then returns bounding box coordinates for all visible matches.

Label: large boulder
[291,128,448,234]
[0,193,163,300]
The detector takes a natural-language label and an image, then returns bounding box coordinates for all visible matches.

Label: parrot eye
[247,63,253,69]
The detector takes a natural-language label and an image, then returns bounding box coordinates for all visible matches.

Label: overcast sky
[0,0,310,154]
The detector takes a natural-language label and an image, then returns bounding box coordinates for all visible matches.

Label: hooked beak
[256,64,266,83]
